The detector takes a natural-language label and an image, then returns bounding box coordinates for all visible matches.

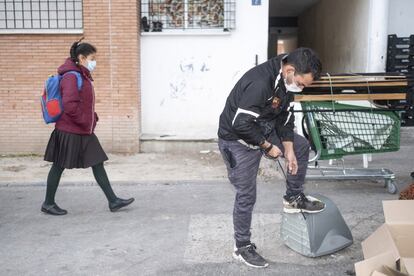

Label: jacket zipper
[90,81,95,134]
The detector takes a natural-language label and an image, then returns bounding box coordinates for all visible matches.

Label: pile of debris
[399,183,414,200]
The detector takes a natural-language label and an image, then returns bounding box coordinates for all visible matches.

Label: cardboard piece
[355,252,396,276]
[372,271,388,276]
[370,266,409,276]
[382,201,414,225]
[383,265,409,276]
[355,200,414,276]
[401,258,414,275]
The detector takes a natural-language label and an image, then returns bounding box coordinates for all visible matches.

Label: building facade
[0,0,141,154]
[1,0,413,154]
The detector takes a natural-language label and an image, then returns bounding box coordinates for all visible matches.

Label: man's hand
[260,141,282,159]
[284,148,298,175]
[282,141,298,175]
[267,145,282,159]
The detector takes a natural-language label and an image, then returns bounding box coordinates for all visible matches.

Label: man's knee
[235,192,256,211]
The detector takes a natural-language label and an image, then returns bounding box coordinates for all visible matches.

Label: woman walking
[42,39,134,215]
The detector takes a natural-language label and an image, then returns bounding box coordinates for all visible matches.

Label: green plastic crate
[302,101,401,160]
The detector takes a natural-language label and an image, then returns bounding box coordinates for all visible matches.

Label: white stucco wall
[388,0,414,37]
[298,0,389,73]
[140,1,269,139]
[366,0,389,72]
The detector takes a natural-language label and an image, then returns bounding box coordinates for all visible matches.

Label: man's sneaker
[233,243,269,268]
[283,193,325,214]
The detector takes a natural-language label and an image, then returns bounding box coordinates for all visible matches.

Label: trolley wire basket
[302,101,401,160]
[301,101,401,194]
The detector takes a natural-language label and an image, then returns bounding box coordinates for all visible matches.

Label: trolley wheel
[411,171,414,179]
[385,180,398,194]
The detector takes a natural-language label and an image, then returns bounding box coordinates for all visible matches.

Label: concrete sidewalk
[0,129,413,275]
[0,150,286,186]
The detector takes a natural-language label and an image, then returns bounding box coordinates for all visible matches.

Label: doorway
[268,0,319,57]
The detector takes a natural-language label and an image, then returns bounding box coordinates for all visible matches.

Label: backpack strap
[62,71,83,91]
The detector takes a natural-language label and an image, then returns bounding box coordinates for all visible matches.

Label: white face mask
[284,72,303,93]
[87,60,97,72]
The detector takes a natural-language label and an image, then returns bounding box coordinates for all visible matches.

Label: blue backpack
[41,71,83,124]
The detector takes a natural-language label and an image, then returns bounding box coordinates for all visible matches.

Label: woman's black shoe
[109,198,135,212]
[41,203,68,215]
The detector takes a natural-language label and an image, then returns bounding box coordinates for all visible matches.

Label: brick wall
[0,0,141,154]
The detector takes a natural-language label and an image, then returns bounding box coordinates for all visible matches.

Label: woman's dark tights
[44,163,117,204]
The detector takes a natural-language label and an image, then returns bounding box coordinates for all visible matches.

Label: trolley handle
[308,149,322,163]
[301,115,321,163]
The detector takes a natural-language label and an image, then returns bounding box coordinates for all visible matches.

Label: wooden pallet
[297,73,412,101]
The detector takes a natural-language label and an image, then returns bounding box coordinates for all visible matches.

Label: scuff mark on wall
[167,56,213,102]
[180,61,194,73]
[169,80,187,99]
[200,62,210,72]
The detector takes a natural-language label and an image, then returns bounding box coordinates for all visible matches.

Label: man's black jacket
[218,55,295,146]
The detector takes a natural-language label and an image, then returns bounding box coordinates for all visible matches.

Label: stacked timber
[295,73,414,126]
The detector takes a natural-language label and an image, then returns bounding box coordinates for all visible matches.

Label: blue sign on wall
[252,0,261,6]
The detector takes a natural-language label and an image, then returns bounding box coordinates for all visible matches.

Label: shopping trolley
[301,101,401,194]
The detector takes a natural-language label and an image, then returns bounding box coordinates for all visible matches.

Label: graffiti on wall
[161,56,212,106]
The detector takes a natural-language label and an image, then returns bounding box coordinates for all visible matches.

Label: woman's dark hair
[70,38,97,63]
[283,47,322,80]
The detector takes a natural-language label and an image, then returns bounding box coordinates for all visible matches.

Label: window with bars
[0,0,83,33]
[140,0,236,32]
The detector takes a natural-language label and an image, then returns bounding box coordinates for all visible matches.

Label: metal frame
[292,72,414,194]
[0,0,83,31]
[300,104,399,194]
[276,155,397,194]
[306,156,397,194]
[140,0,236,32]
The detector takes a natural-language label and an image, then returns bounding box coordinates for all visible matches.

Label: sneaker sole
[232,252,269,268]
[283,207,325,214]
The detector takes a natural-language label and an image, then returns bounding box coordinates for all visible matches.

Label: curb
[0,179,231,188]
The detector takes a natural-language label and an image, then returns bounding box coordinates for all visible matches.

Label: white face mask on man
[284,72,303,93]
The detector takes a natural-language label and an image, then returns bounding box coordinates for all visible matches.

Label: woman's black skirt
[44,129,108,169]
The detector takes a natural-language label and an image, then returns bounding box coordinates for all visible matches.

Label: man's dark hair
[283,47,322,80]
[70,38,97,64]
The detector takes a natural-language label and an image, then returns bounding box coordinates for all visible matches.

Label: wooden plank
[294,93,406,102]
[319,75,406,80]
[307,81,407,88]
[319,74,406,79]
[318,76,407,81]
[312,79,408,85]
